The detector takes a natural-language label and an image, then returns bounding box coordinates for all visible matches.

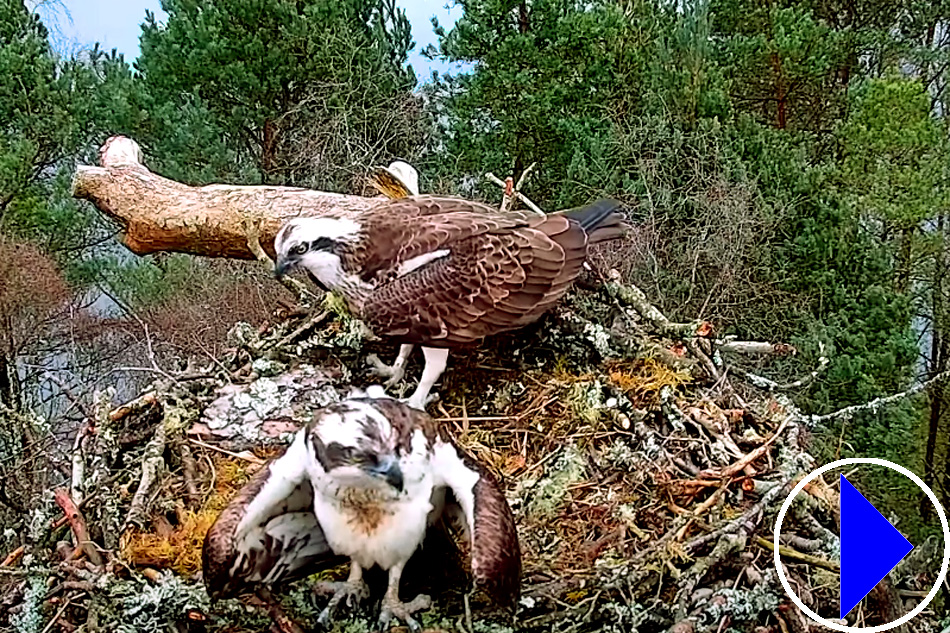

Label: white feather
[235,430,310,539]
[259,512,328,584]
[387,161,420,196]
[396,249,450,277]
[346,384,390,399]
[310,424,435,571]
[430,440,479,538]
[364,384,391,399]
[314,402,392,448]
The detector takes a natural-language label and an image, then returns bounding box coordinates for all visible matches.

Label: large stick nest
[1,274,942,633]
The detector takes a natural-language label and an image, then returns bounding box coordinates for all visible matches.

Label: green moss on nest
[567,379,607,425]
[525,445,587,519]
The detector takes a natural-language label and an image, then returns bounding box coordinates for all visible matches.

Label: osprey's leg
[377,560,432,632]
[404,346,448,410]
[314,562,370,628]
[366,343,414,387]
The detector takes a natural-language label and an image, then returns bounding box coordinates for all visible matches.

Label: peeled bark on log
[72,136,379,259]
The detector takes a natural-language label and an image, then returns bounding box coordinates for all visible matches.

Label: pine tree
[0,1,128,412]
[136,0,423,189]
[431,0,646,207]
[0,0,104,227]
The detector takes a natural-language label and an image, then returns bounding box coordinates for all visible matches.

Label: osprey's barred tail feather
[561,198,627,244]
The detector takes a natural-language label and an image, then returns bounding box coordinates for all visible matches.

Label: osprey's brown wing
[356,210,590,345]
[428,435,522,609]
[202,449,344,599]
[353,196,534,282]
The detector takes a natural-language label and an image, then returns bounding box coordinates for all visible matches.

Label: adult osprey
[273,195,625,409]
[202,395,520,631]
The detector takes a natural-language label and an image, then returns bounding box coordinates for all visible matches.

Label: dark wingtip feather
[561,199,623,233]
[465,462,522,610]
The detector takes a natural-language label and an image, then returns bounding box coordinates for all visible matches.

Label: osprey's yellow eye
[291,243,307,256]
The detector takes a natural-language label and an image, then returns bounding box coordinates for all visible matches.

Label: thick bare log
[72,136,378,259]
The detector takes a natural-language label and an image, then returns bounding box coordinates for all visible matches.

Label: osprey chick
[273,195,626,409]
[202,396,520,631]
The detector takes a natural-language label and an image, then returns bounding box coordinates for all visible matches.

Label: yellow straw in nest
[608,358,692,405]
[120,455,259,575]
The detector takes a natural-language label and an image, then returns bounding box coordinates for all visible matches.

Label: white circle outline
[773,457,950,632]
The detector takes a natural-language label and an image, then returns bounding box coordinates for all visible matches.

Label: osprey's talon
[365,354,407,387]
[384,371,405,389]
[316,608,333,630]
[313,579,369,627]
[377,594,431,631]
[365,353,387,373]
[402,391,439,411]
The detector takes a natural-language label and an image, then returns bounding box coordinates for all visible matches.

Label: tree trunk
[925,213,946,503]
[923,335,947,516]
[770,51,788,130]
[71,136,380,260]
[894,226,915,294]
[0,351,18,412]
[262,118,278,183]
[931,214,950,509]
[924,341,944,482]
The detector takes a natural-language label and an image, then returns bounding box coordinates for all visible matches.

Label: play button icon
[839,475,914,619]
[774,457,950,632]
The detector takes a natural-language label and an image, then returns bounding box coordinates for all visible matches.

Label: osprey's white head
[273,216,361,290]
[307,400,427,495]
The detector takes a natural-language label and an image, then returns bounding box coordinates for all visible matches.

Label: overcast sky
[37,0,465,81]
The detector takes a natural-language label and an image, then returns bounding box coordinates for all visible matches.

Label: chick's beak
[368,455,403,492]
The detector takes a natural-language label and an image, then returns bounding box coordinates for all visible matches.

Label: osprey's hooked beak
[365,455,404,492]
[274,255,293,279]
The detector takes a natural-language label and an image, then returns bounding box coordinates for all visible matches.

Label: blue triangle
[840,475,913,619]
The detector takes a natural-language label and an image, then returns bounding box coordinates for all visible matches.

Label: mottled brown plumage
[201,397,521,624]
[335,196,624,346]
[201,461,342,600]
[466,457,521,606]
[274,195,625,409]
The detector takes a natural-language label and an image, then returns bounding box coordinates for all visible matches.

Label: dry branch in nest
[123,419,167,533]
[53,489,103,567]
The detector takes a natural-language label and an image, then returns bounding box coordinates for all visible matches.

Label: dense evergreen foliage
[136,0,424,189]
[3,0,950,517]
[429,1,950,515]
